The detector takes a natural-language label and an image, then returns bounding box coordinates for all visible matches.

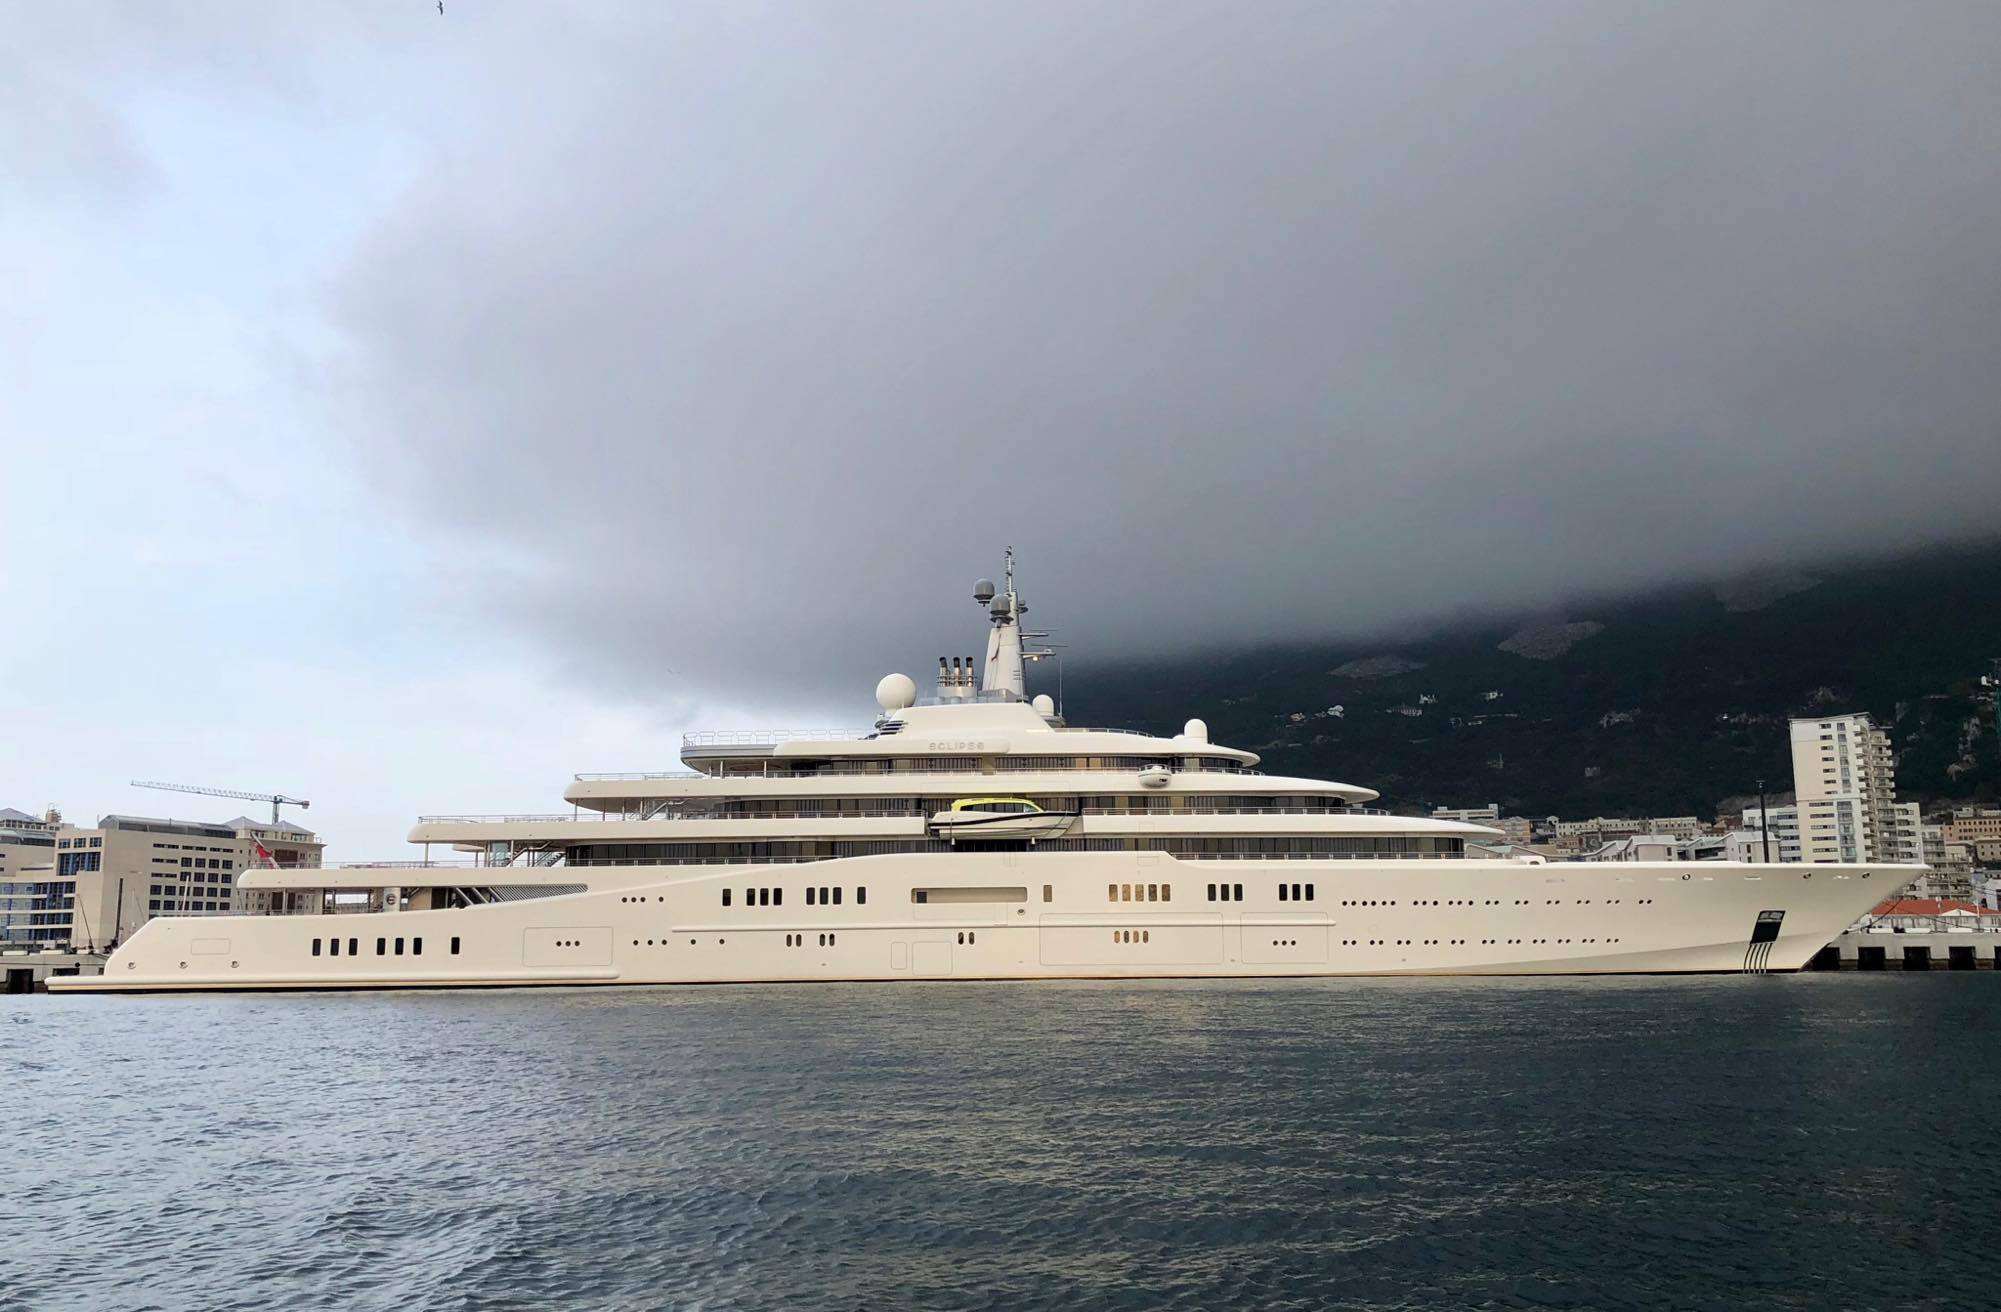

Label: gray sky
[6,2,2000,853]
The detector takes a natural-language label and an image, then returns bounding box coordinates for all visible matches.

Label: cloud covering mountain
[322,2,2001,695]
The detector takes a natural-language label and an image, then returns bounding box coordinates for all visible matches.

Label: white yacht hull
[54,854,1910,991]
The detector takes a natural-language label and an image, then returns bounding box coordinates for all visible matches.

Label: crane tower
[130,781,311,825]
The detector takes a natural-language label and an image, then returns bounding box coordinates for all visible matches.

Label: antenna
[976,548,1031,698]
[131,780,311,825]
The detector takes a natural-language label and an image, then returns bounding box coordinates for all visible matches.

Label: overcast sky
[5,2,1999,855]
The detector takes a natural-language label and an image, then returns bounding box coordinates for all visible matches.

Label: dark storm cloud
[329,2,2001,701]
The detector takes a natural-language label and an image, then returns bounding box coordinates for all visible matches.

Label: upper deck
[570,698,1328,795]
[675,700,1258,765]
[399,556,1472,854]
[409,701,1448,848]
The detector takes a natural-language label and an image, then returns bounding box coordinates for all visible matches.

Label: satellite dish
[1032,693,1056,716]
[875,673,917,714]
[973,578,996,603]
[1182,718,1209,743]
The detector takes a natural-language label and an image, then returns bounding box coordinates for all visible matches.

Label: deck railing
[574,762,1272,780]
[414,805,1395,824]
[416,814,582,824]
[680,728,872,749]
[257,848,1468,873]
[573,771,707,782]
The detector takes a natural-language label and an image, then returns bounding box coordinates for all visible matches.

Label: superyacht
[56,556,1911,991]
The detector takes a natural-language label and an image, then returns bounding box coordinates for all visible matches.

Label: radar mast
[980,547,1027,698]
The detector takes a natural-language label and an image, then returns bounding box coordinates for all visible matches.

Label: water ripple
[2,976,1996,1311]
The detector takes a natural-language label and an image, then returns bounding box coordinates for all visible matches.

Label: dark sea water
[3,976,1997,1312]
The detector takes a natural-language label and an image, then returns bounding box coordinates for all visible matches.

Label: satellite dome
[875,673,917,714]
[1031,693,1056,717]
[973,578,996,603]
[1183,718,1209,743]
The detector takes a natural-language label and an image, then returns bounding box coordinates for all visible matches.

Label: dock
[2,950,108,993]
[1809,929,2001,970]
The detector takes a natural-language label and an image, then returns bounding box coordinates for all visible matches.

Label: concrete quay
[1809,929,2001,970]
[2,949,108,993]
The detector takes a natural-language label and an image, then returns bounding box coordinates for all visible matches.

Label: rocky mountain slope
[1056,541,2001,819]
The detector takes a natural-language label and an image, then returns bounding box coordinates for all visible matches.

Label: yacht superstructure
[56,556,1913,992]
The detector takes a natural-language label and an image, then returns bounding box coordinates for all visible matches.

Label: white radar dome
[1031,693,1056,716]
[1183,718,1209,743]
[875,673,917,714]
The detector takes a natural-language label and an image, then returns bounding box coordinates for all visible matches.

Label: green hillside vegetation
[1056,541,2001,820]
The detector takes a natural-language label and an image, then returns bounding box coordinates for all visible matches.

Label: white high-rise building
[1887,801,1925,872]
[1740,805,1801,863]
[1787,714,1922,866]
[1913,822,1976,902]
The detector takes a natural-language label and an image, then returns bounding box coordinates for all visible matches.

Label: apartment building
[1916,824,1978,902]
[1687,829,1776,863]
[11,813,323,951]
[1539,815,1700,860]
[0,807,60,945]
[1741,805,1803,863]
[1788,714,1923,865]
[1942,808,2001,847]
[1431,804,1501,826]
[0,807,58,877]
[1922,824,1975,873]
[1582,834,1680,862]
[1552,817,1638,839]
